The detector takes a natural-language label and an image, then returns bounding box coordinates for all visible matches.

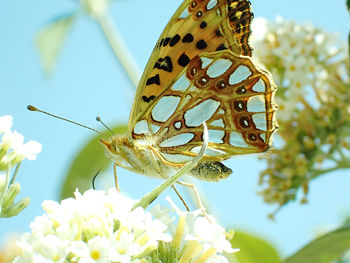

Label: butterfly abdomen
[190,161,232,182]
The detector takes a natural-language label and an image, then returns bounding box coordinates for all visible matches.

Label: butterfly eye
[191,1,197,8]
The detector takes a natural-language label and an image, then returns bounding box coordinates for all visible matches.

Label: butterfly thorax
[100,135,175,179]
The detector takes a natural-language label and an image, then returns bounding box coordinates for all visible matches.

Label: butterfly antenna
[92,169,101,190]
[27,105,102,134]
[96,116,115,135]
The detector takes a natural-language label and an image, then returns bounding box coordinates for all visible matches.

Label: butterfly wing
[127,0,278,164]
[128,0,253,134]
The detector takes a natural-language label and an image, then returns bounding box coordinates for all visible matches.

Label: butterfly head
[100,135,129,156]
[100,138,117,155]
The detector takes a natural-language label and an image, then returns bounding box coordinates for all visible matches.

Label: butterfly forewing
[128,0,253,132]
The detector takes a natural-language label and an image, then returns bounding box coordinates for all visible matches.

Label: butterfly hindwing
[136,50,277,164]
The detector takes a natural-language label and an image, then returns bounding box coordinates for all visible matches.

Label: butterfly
[101,0,278,185]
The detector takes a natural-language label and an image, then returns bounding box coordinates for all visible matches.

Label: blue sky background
[1,0,349,257]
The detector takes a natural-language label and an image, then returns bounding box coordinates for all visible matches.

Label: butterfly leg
[177,180,211,223]
[113,162,120,192]
[112,161,145,191]
[171,185,190,211]
[149,145,184,168]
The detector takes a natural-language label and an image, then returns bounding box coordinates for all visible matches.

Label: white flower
[166,196,238,261]
[14,140,42,161]
[14,190,237,262]
[0,115,42,167]
[184,212,235,253]
[14,189,172,263]
[0,115,13,134]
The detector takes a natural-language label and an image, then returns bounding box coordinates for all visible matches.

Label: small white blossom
[166,196,238,261]
[0,115,13,133]
[0,115,41,218]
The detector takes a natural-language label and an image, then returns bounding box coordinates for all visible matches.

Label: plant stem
[310,159,350,180]
[96,14,141,89]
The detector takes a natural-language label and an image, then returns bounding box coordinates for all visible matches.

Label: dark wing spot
[239,116,251,129]
[142,95,156,103]
[169,34,181,47]
[215,29,223,37]
[200,21,207,28]
[233,100,246,111]
[154,56,173,72]
[196,40,207,50]
[182,33,194,43]
[146,74,160,85]
[158,38,164,48]
[216,80,226,90]
[178,53,190,67]
[236,86,247,94]
[163,37,171,47]
[248,133,258,141]
[216,44,227,51]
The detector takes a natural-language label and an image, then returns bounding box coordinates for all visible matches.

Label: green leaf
[36,13,76,75]
[284,226,350,263]
[59,124,127,200]
[226,230,281,263]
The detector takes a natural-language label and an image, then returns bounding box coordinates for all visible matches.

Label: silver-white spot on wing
[247,95,266,113]
[171,72,191,91]
[159,133,194,147]
[229,65,251,85]
[134,120,149,135]
[184,99,220,127]
[252,113,267,131]
[210,119,225,128]
[252,79,266,93]
[152,96,180,122]
[260,133,266,142]
[230,131,249,147]
[200,57,213,69]
[206,0,218,10]
[218,109,225,115]
[208,129,225,143]
[151,124,160,133]
[162,153,193,163]
[191,146,225,156]
[174,121,182,129]
[206,59,233,78]
[179,7,189,19]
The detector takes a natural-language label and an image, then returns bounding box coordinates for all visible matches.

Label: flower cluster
[13,189,236,263]
[0,115,42,218]
[251,17,350,213]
